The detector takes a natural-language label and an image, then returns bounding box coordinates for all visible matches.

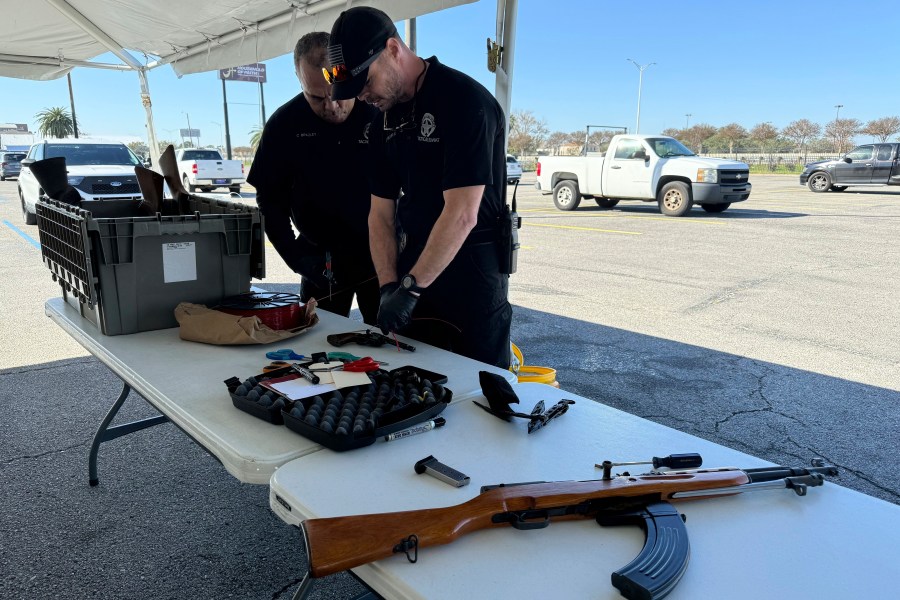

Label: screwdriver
[595,453,703,471]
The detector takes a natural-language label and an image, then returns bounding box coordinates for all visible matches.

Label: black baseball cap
[326,7,398,100]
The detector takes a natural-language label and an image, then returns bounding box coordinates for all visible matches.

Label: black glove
[378,286,419,334]
[379,281,400,304]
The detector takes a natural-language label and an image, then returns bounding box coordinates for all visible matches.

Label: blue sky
[1,0,898,148]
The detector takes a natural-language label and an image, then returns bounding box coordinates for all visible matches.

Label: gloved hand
[378,286,419,334]
[379,281,400,304]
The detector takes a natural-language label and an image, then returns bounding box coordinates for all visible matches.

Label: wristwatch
[400,273,424,294]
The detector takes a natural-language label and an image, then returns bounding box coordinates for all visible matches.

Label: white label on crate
[162,242,198,283]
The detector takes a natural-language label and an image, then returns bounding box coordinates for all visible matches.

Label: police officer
[248,32,379,323]
[326,7,512,368]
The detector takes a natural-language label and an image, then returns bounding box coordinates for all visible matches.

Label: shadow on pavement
[0,357,367,600]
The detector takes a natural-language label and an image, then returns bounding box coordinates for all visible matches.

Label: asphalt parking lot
[1,173,898,599]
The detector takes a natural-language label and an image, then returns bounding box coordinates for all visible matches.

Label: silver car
[0,151,26,181]
[506,154,522,184]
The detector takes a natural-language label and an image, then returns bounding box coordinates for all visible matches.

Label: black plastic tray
[281,367,451,451]
[224,364,296,425]
[225,365,451,450]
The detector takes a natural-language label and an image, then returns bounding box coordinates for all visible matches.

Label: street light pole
[627,59,655,134]
[834,104,844,154]
[685,113,692,129]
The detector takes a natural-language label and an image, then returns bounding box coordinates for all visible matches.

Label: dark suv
[0,151,26,181]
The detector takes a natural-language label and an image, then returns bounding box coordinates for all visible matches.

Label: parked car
[800,143,900,192]
[506,154,522,184]
[175,148,245,193]
[18,139,143,224]
[0,150,26,181]
[535,134,751,216]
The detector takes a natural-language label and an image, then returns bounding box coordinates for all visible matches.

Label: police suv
[18,139,143,224]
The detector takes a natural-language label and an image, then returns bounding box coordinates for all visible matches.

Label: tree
[127,141,149,156]
[508,109,549,155]
[749,122,779,156]
[861,116,900,142]
[660,127,683,140]
[824,118,861,154]
[717,123,749,156]
[781,119,820,163]
[249,126,263,153]
[545,131,570,155]
[35,106,79,138]
[157,140,174,154]
[683,123,716,153]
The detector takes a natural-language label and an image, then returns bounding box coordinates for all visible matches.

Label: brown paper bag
[174,299,319,345]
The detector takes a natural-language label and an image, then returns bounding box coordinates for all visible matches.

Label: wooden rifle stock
[301,468,749,578]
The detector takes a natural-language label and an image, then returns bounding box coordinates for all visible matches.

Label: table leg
[88,381,170,486]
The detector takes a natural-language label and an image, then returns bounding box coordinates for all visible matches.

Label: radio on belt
[414,455,470,487]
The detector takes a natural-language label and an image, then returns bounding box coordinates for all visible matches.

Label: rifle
[299,459,837,600]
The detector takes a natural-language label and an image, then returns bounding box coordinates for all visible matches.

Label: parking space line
[522,222,642,235]
[2,219,41,249]
[521,211,728,226]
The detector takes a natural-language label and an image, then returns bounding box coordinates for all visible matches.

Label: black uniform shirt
[368,57,507,250]
[248,94,376,270]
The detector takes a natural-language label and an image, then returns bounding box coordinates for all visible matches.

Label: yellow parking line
[523,222,641,235]
[521,210,727,226]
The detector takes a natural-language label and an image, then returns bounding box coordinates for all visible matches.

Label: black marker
[292,364,320,384]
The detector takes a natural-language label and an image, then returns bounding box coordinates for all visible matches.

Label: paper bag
[174,299,318,345]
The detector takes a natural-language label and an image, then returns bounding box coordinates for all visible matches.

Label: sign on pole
[218,63,267,83]
[180,128,201,138]
[0,123,30,134]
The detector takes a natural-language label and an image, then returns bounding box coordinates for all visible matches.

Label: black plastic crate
[37,195,265,335]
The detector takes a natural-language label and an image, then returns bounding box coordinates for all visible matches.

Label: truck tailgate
[195,160,243,180]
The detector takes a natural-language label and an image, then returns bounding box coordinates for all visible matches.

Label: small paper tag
[162,241,197,283]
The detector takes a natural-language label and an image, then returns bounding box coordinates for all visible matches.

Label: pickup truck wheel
[182,175,197,193]
[553,180,581,211]
[20,186,36,225]
[700,203,730,213]
[595,198,619,209]
[831,186,847,192]
[658,182,693,216]
[807,172,831,193]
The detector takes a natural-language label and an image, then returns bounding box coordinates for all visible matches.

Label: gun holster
[596,501,690,600]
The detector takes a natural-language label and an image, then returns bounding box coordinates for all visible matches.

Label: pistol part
[414,455,470,487]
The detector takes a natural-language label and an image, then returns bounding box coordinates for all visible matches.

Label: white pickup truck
[535,134,751,216]
[175,148,245,193]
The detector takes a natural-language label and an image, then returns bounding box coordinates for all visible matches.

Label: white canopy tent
[0,0,518,166]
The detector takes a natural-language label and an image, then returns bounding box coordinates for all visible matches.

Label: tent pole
[137,69,162,170]
[494,0,518,152]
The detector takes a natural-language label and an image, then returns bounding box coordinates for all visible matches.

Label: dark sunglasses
[322,47,384,85]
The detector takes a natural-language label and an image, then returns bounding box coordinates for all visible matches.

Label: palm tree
[35,107,79,138]
[249,126,263,153]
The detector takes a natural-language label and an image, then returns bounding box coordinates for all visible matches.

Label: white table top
[270,383,900,600]
[45,297,516,484]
